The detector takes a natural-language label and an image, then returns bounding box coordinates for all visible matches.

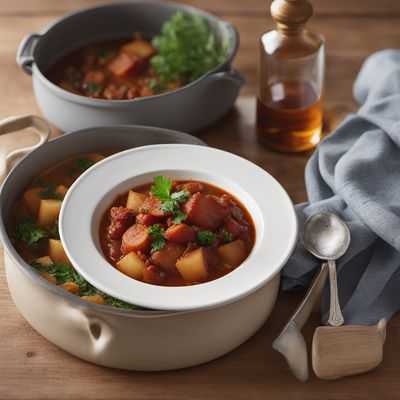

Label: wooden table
[1,1,400,398]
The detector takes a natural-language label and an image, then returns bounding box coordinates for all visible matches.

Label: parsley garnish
[222,229,234,244]
[86,82,103,95]
[197,230,217,246]
[39,183,64,200]
[48,220,60,239]
[148,224,166,251]
[151,12,227,84]
[150,176,189,220]
[15,217,47,247]
[74,157,94,172]
[173,210,187,224]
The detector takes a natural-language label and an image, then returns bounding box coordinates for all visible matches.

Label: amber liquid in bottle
[256,79,322,152]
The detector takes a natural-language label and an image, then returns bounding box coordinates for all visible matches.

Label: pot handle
[0,115,50,184]
[207,68,245,87]
[16,33,41,75]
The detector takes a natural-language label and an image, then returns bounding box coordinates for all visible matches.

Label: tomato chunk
[150,243,185,272]
[183,193,232,230]
[121,224,151,254]
[139,195,171,217]
[107,53,145,77]
[164,224,196,244]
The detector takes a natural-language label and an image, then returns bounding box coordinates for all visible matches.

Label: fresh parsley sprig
[150,175,189,221]
[15,217,47,248]
[197,230,217,246]
[39,182,64,200]
[148,224,166,251]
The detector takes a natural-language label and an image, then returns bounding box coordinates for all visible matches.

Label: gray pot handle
[207,68,245,87]
[0,115,50,184]
[16,33,41,75]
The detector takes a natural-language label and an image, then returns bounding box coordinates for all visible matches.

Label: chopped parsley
[48,220,60,240]
[14,217,47,247]
[148,223,166,251]
[150,175,189,221]
[173,210,187,224]
[151,12,227,83]
[222,229,234,244]
[39,182,64,200]
[86,82,103,95]
[30,260,140,310]
[74,157,94,172]
[197,230,217,246]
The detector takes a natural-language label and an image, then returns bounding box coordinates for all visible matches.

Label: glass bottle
[256,0,325,152]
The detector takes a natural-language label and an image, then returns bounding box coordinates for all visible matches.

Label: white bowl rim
[59,144,298,311]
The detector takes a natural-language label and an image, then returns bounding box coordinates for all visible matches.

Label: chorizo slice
[121,224,151,254]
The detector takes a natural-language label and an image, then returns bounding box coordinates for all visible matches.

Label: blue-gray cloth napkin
[282,49,400,325]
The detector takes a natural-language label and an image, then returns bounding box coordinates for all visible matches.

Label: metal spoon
[303,212,350,327]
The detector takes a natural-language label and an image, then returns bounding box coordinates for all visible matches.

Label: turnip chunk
[218,239,247,268]
[37,199,62,227]
[176,248,209,283]
[49,239,71,265]
[34,256,53,267]
[121,39,156,59]
[55,185,68,197]
[23,187,42,217]
[126,190,146,214]
[117,251,146,280]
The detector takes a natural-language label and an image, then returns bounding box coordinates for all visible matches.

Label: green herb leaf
[151,175,173,202]
[39,183,64,200]
[74,157,95,172]
[148,79,165,94]
[86,82,103,95]
[47,220,60,240]
[197,230,217,246]
[172,210,187,224]
[151,12,227,84]
[148,224,166,251]
[15,217,47,247]
[222,229,234,244]
[170,190,190,204]
[160,199,175,213]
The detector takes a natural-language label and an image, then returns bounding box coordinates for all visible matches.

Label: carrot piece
[107,53,135,77]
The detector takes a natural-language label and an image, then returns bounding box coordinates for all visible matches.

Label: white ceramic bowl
[60,144,298,311]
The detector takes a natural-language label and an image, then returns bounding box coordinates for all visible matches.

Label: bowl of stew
[59,144,297,311]
[0,115,296,370]
[16,2,243,133]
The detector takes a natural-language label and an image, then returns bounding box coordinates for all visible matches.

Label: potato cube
[117,251,145,280]
[87,152,106,163]
[37,199,62,227]
[121,40,156,59]
[176,248,208,283]
[55,185,68,197]
[49,239,70,265]
[126,190,146,213]
[23,187,43,217]
[34,256,54,268]
[81,294,108,305]
[218,239,247,268]
[39,272,58,285]
[58,281,80,294]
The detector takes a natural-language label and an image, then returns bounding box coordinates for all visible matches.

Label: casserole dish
[16,1,244,133]
[0,116,297,370]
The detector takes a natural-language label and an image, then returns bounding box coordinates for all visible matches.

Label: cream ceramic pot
[0,116,290,370]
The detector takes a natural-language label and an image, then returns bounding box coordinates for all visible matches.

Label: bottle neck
[275,22,305,36]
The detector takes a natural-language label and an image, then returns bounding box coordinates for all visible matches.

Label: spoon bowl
[304,212,350,260]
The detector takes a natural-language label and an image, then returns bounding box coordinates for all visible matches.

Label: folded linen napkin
[282,49,400,325]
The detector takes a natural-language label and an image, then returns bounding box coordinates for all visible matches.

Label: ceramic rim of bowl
[59,144,298,311]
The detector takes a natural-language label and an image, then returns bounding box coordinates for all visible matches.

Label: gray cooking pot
[0,116,280,370]
[16,1,244,133]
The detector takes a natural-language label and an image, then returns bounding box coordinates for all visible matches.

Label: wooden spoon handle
[327,259,344,326]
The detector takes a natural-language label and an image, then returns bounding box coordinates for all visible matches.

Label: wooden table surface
[1,1,400,399]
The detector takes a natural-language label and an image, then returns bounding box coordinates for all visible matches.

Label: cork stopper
[270,0,313,36]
